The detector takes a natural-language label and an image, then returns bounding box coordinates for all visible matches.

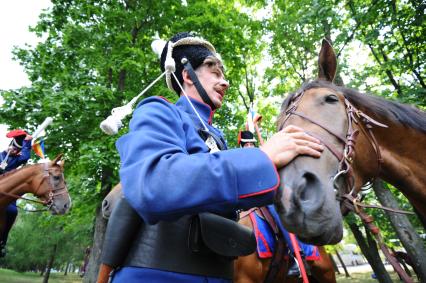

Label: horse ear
[51,154,64,166]
[317,39,337,82]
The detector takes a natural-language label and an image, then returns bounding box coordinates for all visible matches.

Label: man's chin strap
[181,58,216,110]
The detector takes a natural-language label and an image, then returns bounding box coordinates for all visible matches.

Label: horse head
[32,154,71,215]
[274,39,385,245]
[102,183,122,219]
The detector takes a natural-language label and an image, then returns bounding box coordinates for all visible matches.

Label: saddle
[246,206,318,281]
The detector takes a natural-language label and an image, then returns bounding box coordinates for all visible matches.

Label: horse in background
[0,154,71,236]
[101,183,122,219]
[274,39,426,247]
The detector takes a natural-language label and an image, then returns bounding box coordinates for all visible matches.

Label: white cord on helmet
[171,71,209,132]
[100,71,166,135]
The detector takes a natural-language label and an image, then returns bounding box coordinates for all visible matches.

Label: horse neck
[372,120,426,216]
[0,165,42,203]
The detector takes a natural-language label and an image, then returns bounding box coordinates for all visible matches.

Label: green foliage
[0,0,424,270]
[1,210,91,273]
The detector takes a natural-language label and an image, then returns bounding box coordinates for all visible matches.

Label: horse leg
[308,247,336,283]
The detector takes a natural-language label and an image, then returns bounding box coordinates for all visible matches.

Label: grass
[336,271,419,283]
[0,268,82,283]
[0,268,420,283]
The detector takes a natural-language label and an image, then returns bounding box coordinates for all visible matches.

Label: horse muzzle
[277,168,343,245]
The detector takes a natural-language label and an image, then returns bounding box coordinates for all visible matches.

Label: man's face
[194,56,229,109]
[8,146,20,156]
[243,142,255,148]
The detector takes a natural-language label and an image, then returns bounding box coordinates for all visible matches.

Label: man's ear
[182,69,194,85]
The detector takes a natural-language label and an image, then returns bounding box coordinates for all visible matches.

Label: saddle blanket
[249,205,320,261]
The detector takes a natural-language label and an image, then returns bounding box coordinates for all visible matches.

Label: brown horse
[274,39,426,247]
[0,154,71,219]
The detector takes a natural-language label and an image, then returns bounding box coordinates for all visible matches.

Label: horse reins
[0,162,68,208]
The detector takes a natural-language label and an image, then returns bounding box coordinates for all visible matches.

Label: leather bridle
[280,89,388,208]
[33,162,69,209]
[279,87,416,283]
[0,162,68,209]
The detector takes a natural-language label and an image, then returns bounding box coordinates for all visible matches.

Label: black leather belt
[101,198,256,280]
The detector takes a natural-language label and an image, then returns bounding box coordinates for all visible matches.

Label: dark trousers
[1,202,18,245]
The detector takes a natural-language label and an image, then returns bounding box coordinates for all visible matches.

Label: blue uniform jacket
[0,140,31,172]
[0,140,31,209]
[114,96,280,282]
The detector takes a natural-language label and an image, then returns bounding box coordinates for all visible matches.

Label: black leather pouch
[188,212,256,258]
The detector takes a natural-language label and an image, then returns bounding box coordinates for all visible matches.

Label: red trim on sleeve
[157,96,172,103]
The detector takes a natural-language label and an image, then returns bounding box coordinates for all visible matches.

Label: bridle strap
[0,190,46,205]
[290,111,347,144]
[305,131,343,161]
[345,99,387,173]
[341,194,415,215]
[0,163,68,207]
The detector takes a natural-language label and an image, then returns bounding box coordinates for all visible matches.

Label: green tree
[0,0,266,281]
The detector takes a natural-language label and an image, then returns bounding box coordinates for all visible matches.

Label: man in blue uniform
[0,130,32,257]
[113,32,324,282]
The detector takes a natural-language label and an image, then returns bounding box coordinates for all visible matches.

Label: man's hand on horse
[260,125,324,169]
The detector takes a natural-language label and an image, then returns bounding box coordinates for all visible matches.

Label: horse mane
[280,80,426,133]
[0,167,20,180]
[0,163,41,181]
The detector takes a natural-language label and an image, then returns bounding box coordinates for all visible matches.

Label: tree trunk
[335,250,350,277]
[64,262,70,275]
[413,206,426,231]
[330,252,341,274]
[84,166,113,283]
[347,219,393,283]
[373,180,426,282]
[43,243,58,283]
[83,206,108,283]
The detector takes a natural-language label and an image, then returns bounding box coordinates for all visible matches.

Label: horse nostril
[298,172,320,202]
[64,203,68,209]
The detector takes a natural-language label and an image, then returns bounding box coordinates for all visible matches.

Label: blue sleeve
[116,97,279,224]
[16,140,32,164]
[4,140,32,171]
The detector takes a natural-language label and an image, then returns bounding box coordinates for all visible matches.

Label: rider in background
[237,130,257,148]
[0,129,32,257]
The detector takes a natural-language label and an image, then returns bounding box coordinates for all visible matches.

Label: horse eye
[325,94,339,103]
[53,176,61,181]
